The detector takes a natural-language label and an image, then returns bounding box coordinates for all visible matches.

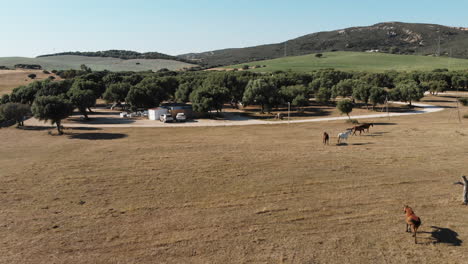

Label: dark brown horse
[404,205,422,244]
[323,132,329,145]
[360,123,374,133]
[352,126,366,136]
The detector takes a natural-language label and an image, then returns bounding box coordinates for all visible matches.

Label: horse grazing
[403,205,422,244]
[323,132,329,145]
[337,130,352,144]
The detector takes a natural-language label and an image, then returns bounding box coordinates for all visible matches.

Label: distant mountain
[38,50,197,64]
[177,22,468,67]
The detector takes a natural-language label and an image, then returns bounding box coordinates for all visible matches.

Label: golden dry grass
[0,95,467,263]
[0,70,59,95]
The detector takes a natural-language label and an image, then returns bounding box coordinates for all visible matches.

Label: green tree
[31,96,74,134]
[10,81,42,105]
[67,88,97,120]
[125,79,168,111]
[28,73,37,79]
[242,79,278,113]
[175,82,193,103]
[0,103,30,126]
[280,85,310,107]
[315,87,331,104]
[452,75,468,90]
[103,82,131,106]
[36,80,71,97]
[190,85,230,113]
[424,80,448,95]
[336,99,354,119]
[1,94,10,104]
[331,79,355,99]
[369,87,388,109]
[395,80,424,106]
[352,81,373,109]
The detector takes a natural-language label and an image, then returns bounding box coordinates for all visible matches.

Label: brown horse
[323,132,329,145]
[360,123,374,133]
[352,126,366,136]
[404,205,422,244]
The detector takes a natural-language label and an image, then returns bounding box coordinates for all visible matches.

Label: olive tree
[0,103,31,126]
[67,88,96,120]
[242,79,278,113]
[337,100,354,119]
[31,96,74,135]
[395,80,424,106]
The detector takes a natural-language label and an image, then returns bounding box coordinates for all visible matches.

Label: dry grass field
[0,95,467,263]
[0,70,60,95]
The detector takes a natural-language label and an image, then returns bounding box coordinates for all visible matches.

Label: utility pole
[386,95,389,120]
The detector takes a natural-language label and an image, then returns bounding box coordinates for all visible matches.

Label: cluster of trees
[37,50,195,64]
[2,66,468,134]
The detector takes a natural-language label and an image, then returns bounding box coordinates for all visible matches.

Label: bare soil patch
[0,69,60,95]
[0,96,467,263]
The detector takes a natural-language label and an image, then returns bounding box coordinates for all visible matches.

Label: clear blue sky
[1,0,467,57]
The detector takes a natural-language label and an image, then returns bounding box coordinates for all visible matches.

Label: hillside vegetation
[179,22,468,67]
[38,50,195,64]
[228,52,468,72]
[0,55,196,72]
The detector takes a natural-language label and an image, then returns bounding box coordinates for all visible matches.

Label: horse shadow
[336,142,348,146]
[351,142,374,146]
[373,122,397,126]
[420,226,462,246]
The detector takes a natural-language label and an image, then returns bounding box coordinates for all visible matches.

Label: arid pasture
[0,70,59,95]
[0,96,467,263]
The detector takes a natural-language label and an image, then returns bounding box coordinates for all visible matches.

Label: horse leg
[413,226,418,244]
[406,223,410,232]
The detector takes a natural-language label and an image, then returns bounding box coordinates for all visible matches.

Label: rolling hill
[179,22,468,67]
[227,51,468,72]
[0,55,197,72]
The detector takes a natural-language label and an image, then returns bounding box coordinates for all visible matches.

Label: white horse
[337,130,352,144]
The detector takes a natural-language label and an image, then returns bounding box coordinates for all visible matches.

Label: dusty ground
[0,96,467,263]
[0,69,59,95]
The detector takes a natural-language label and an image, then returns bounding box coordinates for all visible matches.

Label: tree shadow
[65,127,102,131]
[68,133,128,140]
[17,126,54,131]
[68,117,136,125]
[421,226,462,246]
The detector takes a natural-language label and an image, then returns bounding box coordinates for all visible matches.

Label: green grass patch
[0,55,196,72]
[227,51,468,72]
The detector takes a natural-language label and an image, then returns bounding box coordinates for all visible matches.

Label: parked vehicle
[160,114,174,123]
[175,113,186,122]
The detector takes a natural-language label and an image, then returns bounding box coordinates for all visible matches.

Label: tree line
[1,67,468,134]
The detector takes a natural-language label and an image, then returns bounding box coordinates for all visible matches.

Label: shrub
[346,119,359,124]
[28,73,37,79]
[43,70,50,74]
[458,97,468,106]
[315,53,323,58]
[242,65,249,70]
[464,114,468,119]
[0,103,31,126]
